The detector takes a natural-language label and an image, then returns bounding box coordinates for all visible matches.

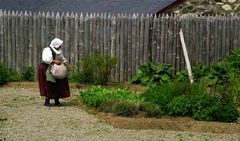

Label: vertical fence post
[180,29,193,84]
[0,10,3,63]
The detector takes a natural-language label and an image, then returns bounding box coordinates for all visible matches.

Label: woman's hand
[52,60,61,65]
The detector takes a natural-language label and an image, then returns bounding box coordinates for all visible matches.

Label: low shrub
[139,102,163,117]
[112,101,138,117]
[8,68,21,81]
[75,53,117,85]
[21,66,35,81]
[0,63,9,85]
[130,62,173,86]
[214,99,239,122]
[168,93,239,122]
[142,82,190,111]
[191,94,239,122]
[167,95,192,116]
[167,84,207,117]
[80,86,143,109]
[226,73,240,106]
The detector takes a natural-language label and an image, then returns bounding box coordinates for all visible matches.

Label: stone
[222,4,232,11]
[174,10,181,14]
[216,2,224,5]
[228,0,236,3]
[168,0,239,15]
[234,4,240,10]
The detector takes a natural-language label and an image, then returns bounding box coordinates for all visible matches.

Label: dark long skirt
[38,63,70,99]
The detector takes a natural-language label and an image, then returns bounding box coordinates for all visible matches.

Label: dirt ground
[0,82,240,141]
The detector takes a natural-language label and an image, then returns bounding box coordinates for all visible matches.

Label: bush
[130,62,173,86]
[225,48,240,70]
[191,94,239,122]
[167,92,239,122]
[8,68,21,81]
[75,53,117,84]
[227,77,240,106]
[142,82,190,111]
[21,66,35,81]
[167,96,192,116]
[139,102,163,117]
[0,63,9,85]
[167,84,207,117]
[112,101,138,117]
[214,99,239,122]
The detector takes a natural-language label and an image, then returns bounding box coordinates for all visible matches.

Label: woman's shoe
[44,101,52,107]
[54,102,62,106]
[44,99,52,107]
[54,99,62,106]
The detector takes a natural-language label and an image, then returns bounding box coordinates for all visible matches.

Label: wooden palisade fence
[0,10,240,82]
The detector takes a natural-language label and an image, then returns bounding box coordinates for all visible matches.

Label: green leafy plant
[191,94,239,122]
[8,68,21,81]
[142,82,190,112]
[192,64,209,81]
[175,70,188,82]
[168,92,239,122]
[130,62,173,86]
[227,74,240,106]
[167,95,192,116]
[139,102,163,117]
[0,63,9,85]
[21,66,35,81]
[225,48,240,70]
[74,53,117,84]
[199,63,230,99]
[167,84,207,117]
[112,101,138,117]
[80,86,143,109]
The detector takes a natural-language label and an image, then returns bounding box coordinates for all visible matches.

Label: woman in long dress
[38,38,70,106]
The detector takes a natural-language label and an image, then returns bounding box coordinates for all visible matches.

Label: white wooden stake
[179,29,194,84]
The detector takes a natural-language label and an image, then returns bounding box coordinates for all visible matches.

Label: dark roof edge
[156,0,187,15]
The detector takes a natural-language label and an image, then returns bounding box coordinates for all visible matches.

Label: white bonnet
[50,38,63,48]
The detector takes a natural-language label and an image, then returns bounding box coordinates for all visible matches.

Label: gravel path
[0,85,239,141]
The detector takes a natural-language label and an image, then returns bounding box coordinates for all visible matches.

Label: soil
[0,82,239,141]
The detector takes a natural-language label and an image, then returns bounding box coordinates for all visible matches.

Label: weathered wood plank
[172,15,178,73]
[139,14,144,66]
[119,14,125,82]
[78,13,85,68]
[167,15,174,66]
[7,11,11,68]
[110,14,116,81]
[0,10,3,62]
[151,15,157,62]
[69,12,75,64]
[232,16,238,50]
[64,12,70,61]
[28,12,33,67]
[143,14,150,64]
[174,16,181,71]
[115,13,121,81]
[3,11,7,64]
[225,16,231,57]
[32,12,38,70]
[11,12,16,70]
[131,14,137,78]
[73,13,79,66]
[127,14,132,80]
